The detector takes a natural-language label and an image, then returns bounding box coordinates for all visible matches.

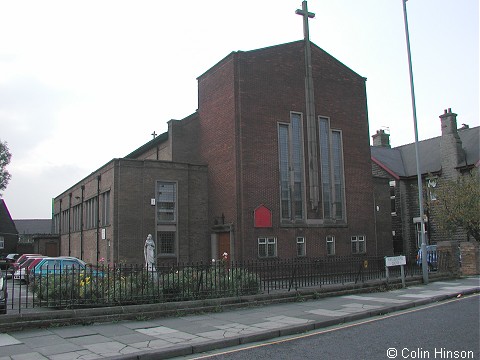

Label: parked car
[13,256,46,283]
[0,268,7,314]
[31,257,102,278]
[0,253,20,270]
[11,254,43,273]
[416,245,438,271]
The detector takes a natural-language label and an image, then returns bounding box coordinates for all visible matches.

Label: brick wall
[196,41,383,260]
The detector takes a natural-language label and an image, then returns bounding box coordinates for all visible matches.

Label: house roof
[14,219,52,235]
[0,199,18,236]
[371,126,479,178]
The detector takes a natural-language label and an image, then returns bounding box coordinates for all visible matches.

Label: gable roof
[198,40,365,82]
[371,126,479,178]
[0,199,18,236]
[14,219,52,235]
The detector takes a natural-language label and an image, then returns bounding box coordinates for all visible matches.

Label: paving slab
[0,276,477,360]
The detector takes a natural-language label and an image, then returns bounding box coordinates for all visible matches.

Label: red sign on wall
[254,205,272,228]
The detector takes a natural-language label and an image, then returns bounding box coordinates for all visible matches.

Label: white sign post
[385,256,407,288]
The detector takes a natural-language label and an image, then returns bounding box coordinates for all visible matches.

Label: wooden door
[217,232,230,260]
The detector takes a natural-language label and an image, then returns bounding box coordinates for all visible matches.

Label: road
[188,295,480,360]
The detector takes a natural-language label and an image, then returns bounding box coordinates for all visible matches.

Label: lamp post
[402,0,428,284]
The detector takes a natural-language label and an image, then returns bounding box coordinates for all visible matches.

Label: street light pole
[402,0,428,284]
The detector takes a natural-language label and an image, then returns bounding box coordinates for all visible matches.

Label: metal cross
[151,131,157,139]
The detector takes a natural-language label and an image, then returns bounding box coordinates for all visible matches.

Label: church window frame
[278,112,306,222]
[318,116,346,220]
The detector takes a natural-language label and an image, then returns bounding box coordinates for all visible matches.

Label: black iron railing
[2,252,452,313]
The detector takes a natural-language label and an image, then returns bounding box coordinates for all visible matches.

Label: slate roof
[14,219,52,235]
[371,126,479,178]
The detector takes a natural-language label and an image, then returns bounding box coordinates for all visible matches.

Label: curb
[113,287,479,360]
[0,274,454,332]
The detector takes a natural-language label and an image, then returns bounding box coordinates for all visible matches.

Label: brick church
[53,28,393,265]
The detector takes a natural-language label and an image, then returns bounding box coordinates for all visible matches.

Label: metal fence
[3,252,452,314]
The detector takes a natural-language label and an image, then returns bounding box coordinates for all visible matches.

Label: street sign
[385,256,406,267]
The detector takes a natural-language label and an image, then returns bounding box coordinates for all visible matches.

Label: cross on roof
[151,131,157,139]
[295,1,315,42]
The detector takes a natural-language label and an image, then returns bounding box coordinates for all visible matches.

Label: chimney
[372,129,391,148]
[439,108,465,179]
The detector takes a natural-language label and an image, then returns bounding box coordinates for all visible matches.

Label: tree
[0,140,12,196]
[435,170,480,242]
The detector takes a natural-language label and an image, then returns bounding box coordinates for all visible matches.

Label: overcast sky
[1,0,478,219]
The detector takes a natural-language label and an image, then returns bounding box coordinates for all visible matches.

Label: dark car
[0,268,7,314]
[0,253,20,270]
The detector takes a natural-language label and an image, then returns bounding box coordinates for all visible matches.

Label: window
[389,180,396,215]
[258,237,277,258]
[0,236,4,249]
[101,191,110,226]
[296,237,306,257]
[319,117,345,220]
[72,204,82,232]
[427,177,437,202]
[157,182,176,222]
[351,235,366,254]
[53,214,60,234]
[61,209,70,234]
[278,113,304,221]
[85,197,98,229]
[326,235,335,256]
[158,231,176,255]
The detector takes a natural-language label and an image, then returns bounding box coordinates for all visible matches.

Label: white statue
[144,234,156,272]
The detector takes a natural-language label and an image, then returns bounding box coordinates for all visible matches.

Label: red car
[11,254,43,273]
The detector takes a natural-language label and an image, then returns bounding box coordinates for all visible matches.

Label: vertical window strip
[157,182,176,222]
[332,131,344,219]
[279,124,291,220]
[102,191,110,226]
[291,114,304,219]
[319,118,331,218]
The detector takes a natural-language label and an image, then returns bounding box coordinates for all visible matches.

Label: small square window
[258,237,277,258]
[351,235,366,254]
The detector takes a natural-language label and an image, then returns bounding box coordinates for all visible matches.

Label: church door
[217,232,230,260]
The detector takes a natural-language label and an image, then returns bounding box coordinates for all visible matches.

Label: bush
[29,264,261,308]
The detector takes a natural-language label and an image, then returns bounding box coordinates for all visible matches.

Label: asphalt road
[189,294,480,360]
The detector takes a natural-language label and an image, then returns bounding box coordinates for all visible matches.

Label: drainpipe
[96,175,101,264]
[81,185,85,260]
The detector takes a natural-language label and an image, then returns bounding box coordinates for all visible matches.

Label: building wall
[196,41,384,260]
[54,159,209,265]
[197,54,238,241]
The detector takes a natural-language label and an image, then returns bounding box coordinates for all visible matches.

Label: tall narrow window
[389,180,396,215]
[0,236,4,249]
[279,124,291,220]
[157,181,177,257]
[319,118,331,218]
[157,182,176,222]
[319,117,345,220]
[332,131,344,219]
[278,113,304,221]
[101,191,110,226]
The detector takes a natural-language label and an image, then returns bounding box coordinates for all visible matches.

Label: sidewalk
[0,276,478,360]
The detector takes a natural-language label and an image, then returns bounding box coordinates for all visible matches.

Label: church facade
[53,40,393,265]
